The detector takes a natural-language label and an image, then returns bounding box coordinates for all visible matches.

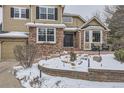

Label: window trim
[63,16,73,23]
[12,7,27,20]
[38,6,56,20]
[36,27,56,44]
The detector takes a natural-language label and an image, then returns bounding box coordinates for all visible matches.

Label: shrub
[93,55,102,62]
[114,48,124,63]
[70,51,77,62]
[14,44,37,68]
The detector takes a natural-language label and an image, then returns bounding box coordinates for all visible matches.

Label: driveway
[0,61,21,88]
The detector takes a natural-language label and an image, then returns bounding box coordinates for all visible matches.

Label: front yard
[39,54,124,71]
[14,53,124,88]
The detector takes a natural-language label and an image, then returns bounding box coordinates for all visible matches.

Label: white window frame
[37,27,56,44]
[84,30,103,50]
[63,16,73,23]
[39,6,55,20]
[13,7,27,19]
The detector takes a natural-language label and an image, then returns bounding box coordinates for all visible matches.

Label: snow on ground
[90,54,124,70]
[39,55,88,72]
[39,54,124,71]
[15,63,124,88]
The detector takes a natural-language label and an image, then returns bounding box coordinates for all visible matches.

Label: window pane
[47,36,54,41]
[93,31,101,42]
[48,14,54,19]
[48,8,55,20]
[47,28,54,42]
[38,28,46,41]
[14,8,19,18]
[48,8,54,14]
[21,9,26,18]
[85,31,89,42]
[39,14,47,19]
[40,7,46,14]
[63,17,72,22]
[39,35,46,41]
[47,28,54,34]
[39,7,46,19]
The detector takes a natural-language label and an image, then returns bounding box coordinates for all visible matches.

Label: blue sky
[0,5,105,23]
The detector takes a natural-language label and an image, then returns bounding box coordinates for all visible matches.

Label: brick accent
[28,27,64,57]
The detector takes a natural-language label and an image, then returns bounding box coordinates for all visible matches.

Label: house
[0,5,109,60]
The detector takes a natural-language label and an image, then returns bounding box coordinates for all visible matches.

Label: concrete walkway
[0,61,21,88]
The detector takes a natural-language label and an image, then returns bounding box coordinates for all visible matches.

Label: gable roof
[63,13,86,23]
[81,16,109,31]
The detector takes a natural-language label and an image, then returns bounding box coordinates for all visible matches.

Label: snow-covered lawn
[39,54,124,72]
[15,63,124,88]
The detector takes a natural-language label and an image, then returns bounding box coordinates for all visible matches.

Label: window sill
[36,41,56,44]
[37,19,56,21]
[11,18,28,20]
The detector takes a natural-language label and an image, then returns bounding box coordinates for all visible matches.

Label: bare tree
[104,5,116,24]
[14,44,37,68]
[92,10,101,19]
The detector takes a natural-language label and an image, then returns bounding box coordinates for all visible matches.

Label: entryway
[64,32,74,47]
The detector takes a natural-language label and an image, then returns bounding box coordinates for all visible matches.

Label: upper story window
[63,16,73,23]
[11,7,29,19]
[39,7,55,20]
[37,27,56,43]
[36,6,58,20]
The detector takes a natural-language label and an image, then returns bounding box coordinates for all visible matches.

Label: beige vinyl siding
[3,5,31,32]
[31,5,62,24]
[3,5,63,32]
[1,38,27,60]
[63,16,85,27]
[88,19,101,26]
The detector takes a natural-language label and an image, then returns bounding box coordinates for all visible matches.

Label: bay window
[85,31,89,42]
[37,28,56,43]
[92,31,101,42]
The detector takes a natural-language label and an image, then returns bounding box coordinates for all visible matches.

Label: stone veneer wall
[38,65,89,80]
[38,64,124,82]
[88,69,124,82]
[28,27,64,57]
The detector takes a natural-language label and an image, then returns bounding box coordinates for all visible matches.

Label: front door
[64,32,73,47]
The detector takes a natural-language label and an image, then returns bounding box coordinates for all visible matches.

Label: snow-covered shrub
[30,76,46,88]
[114,48,124,63]
[70,51,77,62]
[93,56,102,62]
[14,44,37,68]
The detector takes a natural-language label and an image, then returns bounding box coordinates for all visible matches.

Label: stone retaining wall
[38,65,124,82]
[88,69,124,82]
[38,65,89,80]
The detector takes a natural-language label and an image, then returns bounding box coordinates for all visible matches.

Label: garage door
[1,41,26,60]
